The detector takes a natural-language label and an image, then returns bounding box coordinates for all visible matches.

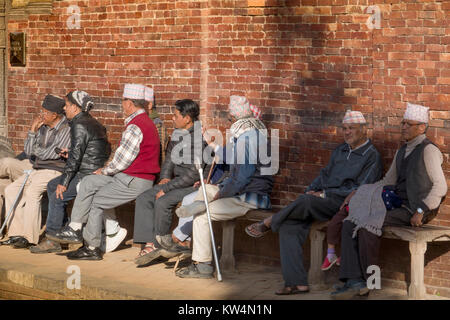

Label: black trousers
[272,194,344,287]
[339,207,433,281]
[133,185,196,244]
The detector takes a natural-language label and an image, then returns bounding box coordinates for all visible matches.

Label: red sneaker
[321,256,338,271]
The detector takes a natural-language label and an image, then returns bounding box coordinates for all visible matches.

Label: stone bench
[219,207,279,271]
[220,209,450,300]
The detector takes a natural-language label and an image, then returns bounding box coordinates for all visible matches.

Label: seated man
[1,95,71,248]
[30,90,111,254]
[101,95,169,253]
[332,103,448,299]
[48,84,160,260]
[245,110,383,294]
[176,95,274,279]
[133,99,211,266]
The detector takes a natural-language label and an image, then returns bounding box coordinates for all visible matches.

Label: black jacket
[59,112,111,187]
[159,122,212,193]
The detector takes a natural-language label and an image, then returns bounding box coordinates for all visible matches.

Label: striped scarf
[229,117,267,142]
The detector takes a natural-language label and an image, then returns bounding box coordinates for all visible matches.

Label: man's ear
[185,115,193,125]
[420,123,427,134]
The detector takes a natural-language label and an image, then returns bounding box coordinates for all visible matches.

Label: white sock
[69,222,82,231]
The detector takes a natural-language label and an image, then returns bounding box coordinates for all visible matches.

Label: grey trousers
[273,194,344,287]
[71,173,154,248]
[339,207,434,282]
[133,185,196,244]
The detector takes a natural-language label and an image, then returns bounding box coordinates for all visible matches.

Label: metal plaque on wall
[10,32,26,67]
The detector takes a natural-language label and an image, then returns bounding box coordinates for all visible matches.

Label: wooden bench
[220,210,450,300]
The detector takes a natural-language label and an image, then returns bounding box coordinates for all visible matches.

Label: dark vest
[394,138,434,212]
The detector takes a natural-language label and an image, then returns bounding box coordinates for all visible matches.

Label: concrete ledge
[0,245,444,300]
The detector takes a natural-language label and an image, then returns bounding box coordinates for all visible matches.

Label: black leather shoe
[0,236,22,246]
[67,246,103,260]
[47,226,83,244]
[13,237,31,249]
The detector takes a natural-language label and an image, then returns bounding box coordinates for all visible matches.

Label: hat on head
[42,94,65,114]
[67,90,94,113]
[403,103,429,123]
[229,95,254,120]
[249,104,262,120]
[342,110,366,124]
[123,84,154,102]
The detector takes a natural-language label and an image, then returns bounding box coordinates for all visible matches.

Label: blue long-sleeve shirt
[215,129,273,209]
[306,139,383,199]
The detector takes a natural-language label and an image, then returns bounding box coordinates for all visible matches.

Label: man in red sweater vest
[48,84,160,260]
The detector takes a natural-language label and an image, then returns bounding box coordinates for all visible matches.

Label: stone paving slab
[0,245,445,300]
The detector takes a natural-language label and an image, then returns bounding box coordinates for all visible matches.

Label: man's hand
[410,213,423,227]
[158,178,170,185]
[307,190,323,198]
[202,126,213,145]
[193,179,207,188]
[340,190,357,210]
[93,168,104,175]
[155,189,165,200]
[202,126,219,150]
[55,184,67,200]
[31,115,44,133]
[59,148,69,159]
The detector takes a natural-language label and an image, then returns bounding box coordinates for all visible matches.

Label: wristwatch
[417,208,424,215]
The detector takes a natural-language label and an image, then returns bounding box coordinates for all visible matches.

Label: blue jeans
[46,174,81,236]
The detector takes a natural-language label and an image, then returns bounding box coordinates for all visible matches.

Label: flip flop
[245,221,270,238]
[275,286,310,295]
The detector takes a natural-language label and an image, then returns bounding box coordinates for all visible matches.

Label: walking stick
[195,160,223,282]
[205,157,216,185]
[0,169,33,237]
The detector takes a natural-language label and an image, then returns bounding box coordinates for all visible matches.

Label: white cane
[0,169,33,236]
[196,162,223,282]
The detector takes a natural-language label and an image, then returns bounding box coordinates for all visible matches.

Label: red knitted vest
[122,112,160,181]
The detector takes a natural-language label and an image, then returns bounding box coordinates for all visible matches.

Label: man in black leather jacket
[30,91,111,254]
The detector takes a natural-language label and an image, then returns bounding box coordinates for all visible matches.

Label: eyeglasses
[401,120,422,127]
[40,109,54,115]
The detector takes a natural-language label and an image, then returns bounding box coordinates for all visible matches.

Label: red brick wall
[6,0,450,297]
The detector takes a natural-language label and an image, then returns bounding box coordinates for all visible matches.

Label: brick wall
[6,0,450,297]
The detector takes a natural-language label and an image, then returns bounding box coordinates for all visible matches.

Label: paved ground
[0,244,445,300]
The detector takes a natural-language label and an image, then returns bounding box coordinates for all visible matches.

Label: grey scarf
[344,181,386,238]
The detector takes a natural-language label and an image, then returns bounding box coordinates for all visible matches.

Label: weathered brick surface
[6,0,450,297]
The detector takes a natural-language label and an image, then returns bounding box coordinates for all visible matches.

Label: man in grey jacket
[246,110,383,295]
[1,94,71,248]
[133,99,211,266]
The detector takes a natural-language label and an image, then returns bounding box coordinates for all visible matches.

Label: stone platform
[0,244,445,301]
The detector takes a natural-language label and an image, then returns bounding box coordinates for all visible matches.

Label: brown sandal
[245,221,270,238]
[275,286,309,295]
[137,244,155,258]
